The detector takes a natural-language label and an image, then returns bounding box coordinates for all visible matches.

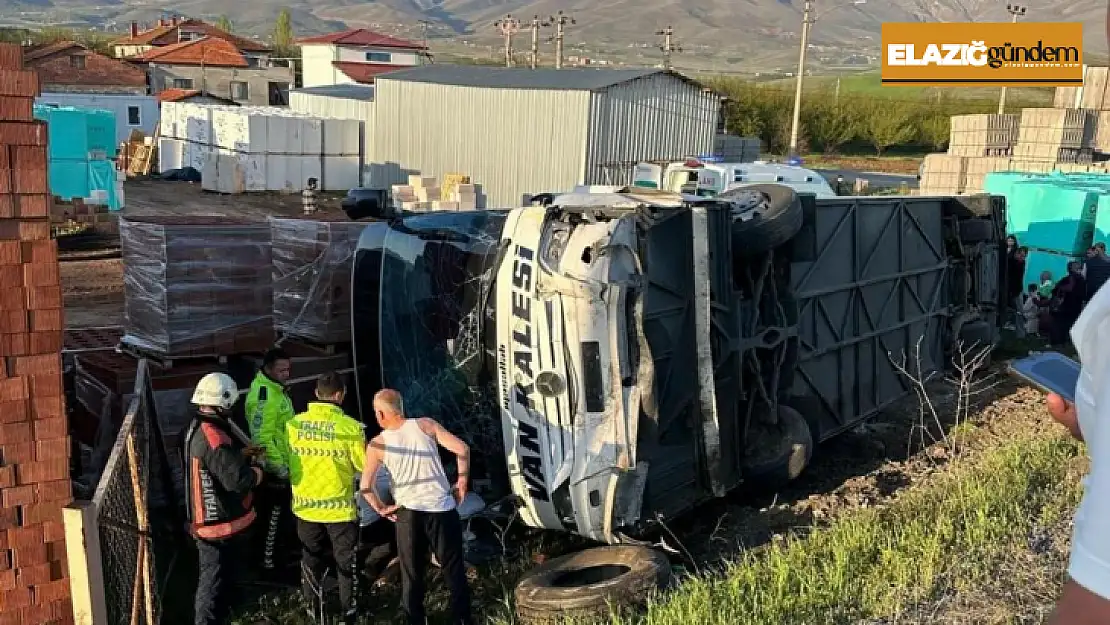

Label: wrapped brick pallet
[271,218,368,345]
[121,216,274,358]
[0,42,76,625]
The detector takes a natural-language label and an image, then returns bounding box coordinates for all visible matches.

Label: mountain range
[0,0,1106,72]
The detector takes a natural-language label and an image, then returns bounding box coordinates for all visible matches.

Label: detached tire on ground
[719,183,804,256]
[742,405,814,491]
[514,546,673,623]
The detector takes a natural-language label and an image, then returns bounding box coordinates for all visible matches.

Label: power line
[656,25,682,70]
[494,14,521,67]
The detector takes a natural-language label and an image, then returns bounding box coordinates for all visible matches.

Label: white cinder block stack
[390,174,477,211]
[157,102,360,193]
[452,184,477,210]
[322,118,361,192]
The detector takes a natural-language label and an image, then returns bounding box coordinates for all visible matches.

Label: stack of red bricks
[0,43,75,625]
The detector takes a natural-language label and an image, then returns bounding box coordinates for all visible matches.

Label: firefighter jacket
[244,371,295,476]
[184,412,258,540]
[273,402,366,523]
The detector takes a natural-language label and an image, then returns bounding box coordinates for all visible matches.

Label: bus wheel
[742,405,814,491]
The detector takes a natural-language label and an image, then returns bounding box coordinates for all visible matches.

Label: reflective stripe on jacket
[274,402,366,523]
[244,371,295,475]
[184,413,258,540]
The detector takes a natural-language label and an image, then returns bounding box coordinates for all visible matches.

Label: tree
[801,91,863,153]
[863,99,916,156]
[272,9,295,57]
[215,15,234,33]
[916,110,951,152]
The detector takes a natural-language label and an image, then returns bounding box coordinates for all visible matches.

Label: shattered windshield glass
[373,211,508,463]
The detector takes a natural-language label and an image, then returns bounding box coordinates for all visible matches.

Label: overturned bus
[349,185,1005,615]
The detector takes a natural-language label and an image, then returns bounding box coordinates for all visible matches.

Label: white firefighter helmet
[191,373,239,410]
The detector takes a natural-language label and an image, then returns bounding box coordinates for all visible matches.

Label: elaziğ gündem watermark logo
[881,22,1083,87]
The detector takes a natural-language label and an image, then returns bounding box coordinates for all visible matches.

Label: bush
[708,76,1042,155]
[862,99,917,155]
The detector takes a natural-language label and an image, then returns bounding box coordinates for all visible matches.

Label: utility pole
[788,0,866,157]
[495,14,521,67]
[418,20,431,49]
[418,19,432,64]
[788,0,812,158]
[998,4,1026,114]
[547,11,574,69]
[529,15,542,69]
[656,25,681,70]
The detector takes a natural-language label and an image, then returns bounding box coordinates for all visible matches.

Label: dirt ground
[62,258,124,328]
[120,178,347,219]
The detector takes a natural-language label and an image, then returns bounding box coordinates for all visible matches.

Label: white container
[160,101,180,139]
[322,155,359,190]
[323,118,359,155]
[157,137,183,172]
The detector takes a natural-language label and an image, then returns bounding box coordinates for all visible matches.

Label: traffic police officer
[245,348,295,570]
[272,372,366,624]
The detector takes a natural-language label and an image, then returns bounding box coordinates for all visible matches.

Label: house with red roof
[23,41,159,143]
[127,35,295,106]
[298,28,427,88]
[111,16,272,63]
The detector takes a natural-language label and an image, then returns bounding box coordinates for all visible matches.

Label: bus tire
[720,184,804,256]
[742,405,814,490]
[514,546,672,623]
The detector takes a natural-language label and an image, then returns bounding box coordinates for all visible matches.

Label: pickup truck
[349,185,1005,620]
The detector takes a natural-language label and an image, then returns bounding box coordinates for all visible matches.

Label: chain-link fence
[86,359,185,625]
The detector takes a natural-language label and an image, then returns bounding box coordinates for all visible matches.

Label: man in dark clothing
[1007,246,1028,305]
[1050,262,1088,346]
[185,373,264,625]
[1086,243,1110,302]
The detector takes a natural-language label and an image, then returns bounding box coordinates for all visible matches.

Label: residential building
[156,88,237,105]
[111,16,272,66]
[24,41,158,144]
[133,37,294,106]
[298,28,427,88]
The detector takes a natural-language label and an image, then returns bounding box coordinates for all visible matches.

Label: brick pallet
[120,216,274,360]
[271,218,367,346]
[0,42,75,625]
[50,198,118,236]
[947,114,1018,157]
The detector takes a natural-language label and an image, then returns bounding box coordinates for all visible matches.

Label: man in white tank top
[359,389,473,624]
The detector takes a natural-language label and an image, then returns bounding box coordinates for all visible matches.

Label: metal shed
[368,65,721,207]
[290,84,375,123]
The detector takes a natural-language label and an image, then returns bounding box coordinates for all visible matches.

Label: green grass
[764,68,1055,104]
[594,431,1082,625]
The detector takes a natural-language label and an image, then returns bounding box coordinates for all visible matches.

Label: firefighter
[184,373,264,625]
[244,348,295,571]
[272,372,366,624]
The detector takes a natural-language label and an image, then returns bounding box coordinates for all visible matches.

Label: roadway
[815,168,920,191]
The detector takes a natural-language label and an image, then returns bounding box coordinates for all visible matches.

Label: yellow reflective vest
[274,402,366,523]
[244,371,295,475]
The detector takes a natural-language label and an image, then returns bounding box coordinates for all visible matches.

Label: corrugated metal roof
[293,84,375,101]
[375,65,686,91]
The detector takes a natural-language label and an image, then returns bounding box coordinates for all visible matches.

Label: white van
[633,157,838,198]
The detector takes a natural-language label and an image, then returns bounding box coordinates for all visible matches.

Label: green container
[999,178,1097,256]
[33,105,117,160]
